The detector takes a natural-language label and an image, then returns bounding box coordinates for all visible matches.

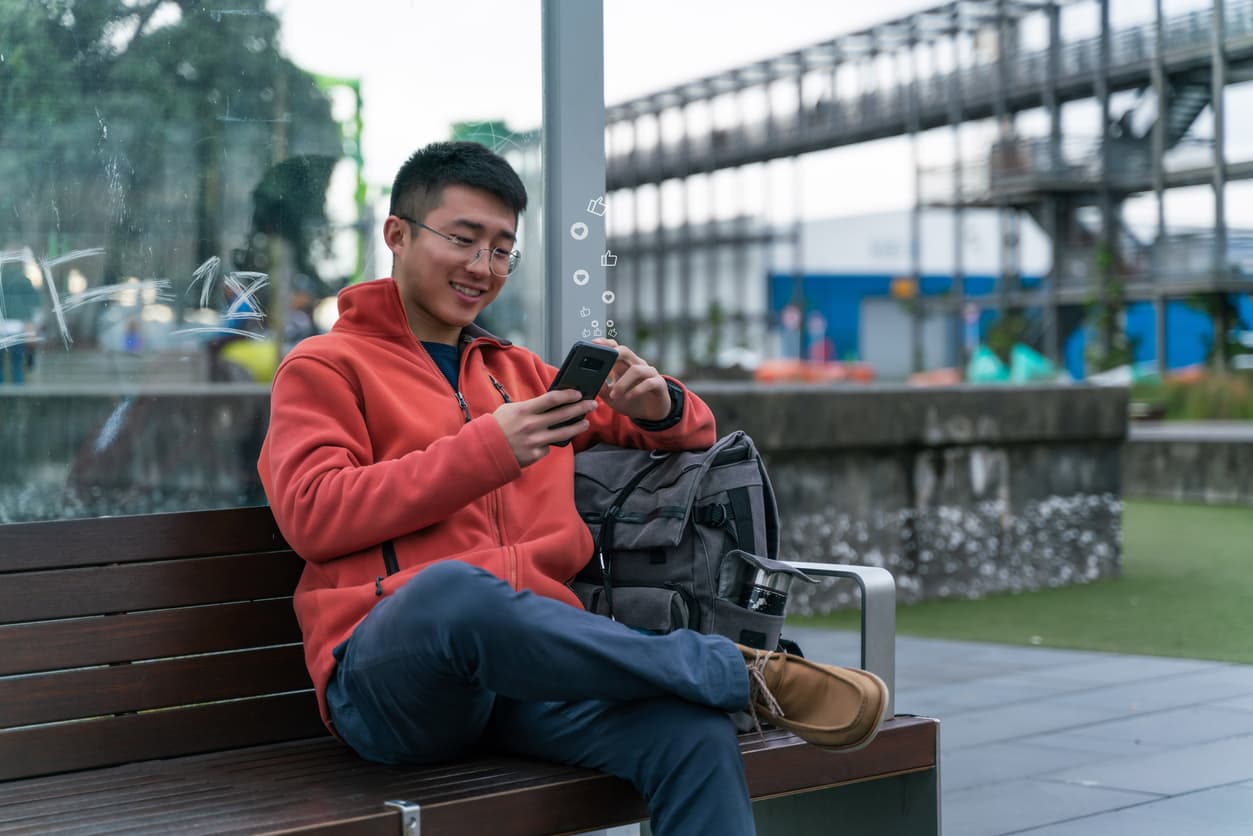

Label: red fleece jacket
[259,278,717,730]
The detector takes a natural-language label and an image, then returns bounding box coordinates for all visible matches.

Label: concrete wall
[1124,422,1253,507]
[693,384,1128,611]
[0,383,1128,610]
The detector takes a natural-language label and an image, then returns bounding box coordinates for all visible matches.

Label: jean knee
[390,560,502,631]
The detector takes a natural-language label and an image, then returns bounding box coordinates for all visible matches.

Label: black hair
[389,141,528,224]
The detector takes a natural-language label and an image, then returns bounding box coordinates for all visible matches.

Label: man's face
[384,184,517,344]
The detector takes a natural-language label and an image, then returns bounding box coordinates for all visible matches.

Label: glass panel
[0,1,543,523]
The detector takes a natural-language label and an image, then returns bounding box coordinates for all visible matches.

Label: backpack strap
[757,452,780,560]
[594,452,671,620]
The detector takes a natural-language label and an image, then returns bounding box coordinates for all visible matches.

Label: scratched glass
[0,1,543,522]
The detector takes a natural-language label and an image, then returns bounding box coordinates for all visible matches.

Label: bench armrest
[783,562,896,718]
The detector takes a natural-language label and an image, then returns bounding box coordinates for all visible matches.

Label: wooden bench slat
[742,716,938,797]
[0,598,301,676]
[0,785,246,835]
[0,772,188,814]
[0,507,286,572]
[0,644,310,728]
[0,552,303,625]
[0,692,327,781]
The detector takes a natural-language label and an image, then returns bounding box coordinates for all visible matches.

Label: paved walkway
[789,627,1253,836]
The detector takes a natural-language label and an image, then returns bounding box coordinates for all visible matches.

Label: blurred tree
[0,0,341,307]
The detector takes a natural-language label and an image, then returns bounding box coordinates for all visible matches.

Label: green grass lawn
[793,500,1253,663]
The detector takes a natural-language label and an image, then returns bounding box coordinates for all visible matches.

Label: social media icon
[593,328,602,337]
[606,320,614,328]
[570,222,589,241]
[573,269,590,286]
[591,321,599,329]
[608,329,618,338]
[601,250,618,268]
[602,290,615,304]
[582,328,591,338]
[586,196,607,217]
[579,306,591,318]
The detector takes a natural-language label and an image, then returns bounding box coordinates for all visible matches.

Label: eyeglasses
[395,215,522,278]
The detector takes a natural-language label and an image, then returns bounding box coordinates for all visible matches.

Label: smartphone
[546,340,619,443]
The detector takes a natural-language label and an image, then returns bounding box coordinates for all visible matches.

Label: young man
[259,141,887,836]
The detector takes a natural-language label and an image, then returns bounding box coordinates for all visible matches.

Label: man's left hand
[591,338,671,422]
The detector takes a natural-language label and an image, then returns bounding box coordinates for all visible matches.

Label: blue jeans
[327,560,755,836]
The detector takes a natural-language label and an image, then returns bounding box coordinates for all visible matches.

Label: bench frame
[0,507,939,835]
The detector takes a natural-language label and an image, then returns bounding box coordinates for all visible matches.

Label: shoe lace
[744,649,785,738]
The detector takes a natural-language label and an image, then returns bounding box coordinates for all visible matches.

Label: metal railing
[608,0,1253,185]
[917,137,1216,205]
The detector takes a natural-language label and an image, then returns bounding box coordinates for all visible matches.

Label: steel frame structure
[604,0,1253,375]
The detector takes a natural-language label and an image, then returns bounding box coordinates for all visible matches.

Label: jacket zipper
[453,390,471,422]
[429,340,515,585]
[488,375,512,403]
[483,374,511,589]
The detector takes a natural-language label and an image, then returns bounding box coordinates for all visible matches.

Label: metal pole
[1045,0,1063,365]
[654,111,668,369]
[1096,0,1115,365]
[995,0,1011,316]
[792,155,805,359]
[950,7,967,372]
[734,73,751,350]
[630,114,643,349]
[1153,0,1169,376]
[908,29,924,374]
[796,54,807,144]
[679,98,693,373]
[1211,0,1229,368]
[542,0,606,362]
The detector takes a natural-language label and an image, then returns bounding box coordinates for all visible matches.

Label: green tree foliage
[0,0,341,298]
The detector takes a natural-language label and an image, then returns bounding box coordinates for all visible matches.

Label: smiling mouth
[451,282,484,298]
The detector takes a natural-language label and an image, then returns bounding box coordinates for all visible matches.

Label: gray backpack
[571,431,813,651]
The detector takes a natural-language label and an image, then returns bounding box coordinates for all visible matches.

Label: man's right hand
[494,389,597,467]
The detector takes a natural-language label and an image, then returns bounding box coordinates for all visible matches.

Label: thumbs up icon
[601,251,618,268]
[587,196,608,217]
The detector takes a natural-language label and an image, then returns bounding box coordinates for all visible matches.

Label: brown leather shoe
[738,644,889,752]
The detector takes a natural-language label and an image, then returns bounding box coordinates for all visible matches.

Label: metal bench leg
[783,562,896,718]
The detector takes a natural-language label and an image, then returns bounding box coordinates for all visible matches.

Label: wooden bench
[0,507,940,835]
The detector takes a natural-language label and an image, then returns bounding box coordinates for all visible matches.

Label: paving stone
[1014,730,1171,758]
[784,632,1253,833]
[943,778,1157,836]
[1053,665,1253,714]
[941,741,1118,792]
[1213,694,1253,714]
[1041,705,1253,749]
[1016,784,1253,836]
[894,638,1111,674]
[907,680,1066,717]
[1045,732,1253,796]
[949,669,1107,697]
[940,699,1124,750]
[1036,656,1227,688]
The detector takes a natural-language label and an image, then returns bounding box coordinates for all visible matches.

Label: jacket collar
[333,278,512,347]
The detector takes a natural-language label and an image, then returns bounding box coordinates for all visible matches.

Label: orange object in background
[753,359,876,384]
[908,368,963,386]
[1165,364,1206,384]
